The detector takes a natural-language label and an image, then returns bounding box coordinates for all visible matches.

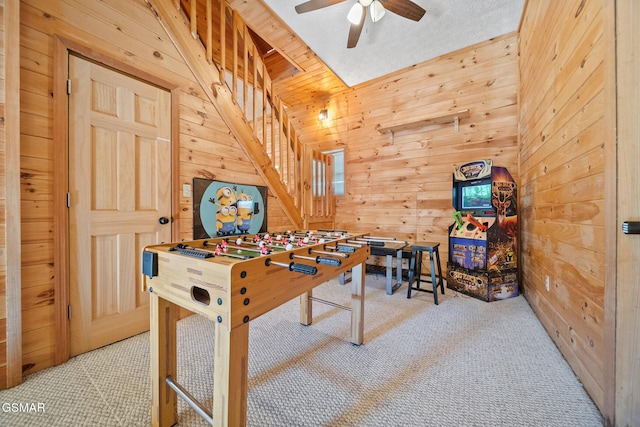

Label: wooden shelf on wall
[377,109,470,134]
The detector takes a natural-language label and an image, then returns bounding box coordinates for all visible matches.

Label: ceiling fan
[295,0,426,48]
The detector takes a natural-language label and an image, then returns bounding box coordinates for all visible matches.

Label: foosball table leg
[351,262,365,345]
[150,293,178,427]
[300,291,313,326]
[213,321,249,427]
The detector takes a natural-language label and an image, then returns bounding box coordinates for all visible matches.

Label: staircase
[145,0,335,229]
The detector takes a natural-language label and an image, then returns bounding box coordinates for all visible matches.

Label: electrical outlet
[182,183,192,197]
[545,276,550,292]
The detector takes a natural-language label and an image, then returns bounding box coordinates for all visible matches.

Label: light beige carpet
[0,274,603,426]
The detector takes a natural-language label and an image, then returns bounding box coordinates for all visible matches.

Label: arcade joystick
[466,214,488,232]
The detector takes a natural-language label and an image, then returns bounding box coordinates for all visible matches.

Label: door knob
[159,217,169,225]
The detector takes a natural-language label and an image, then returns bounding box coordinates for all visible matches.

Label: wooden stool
[407,242,445,304]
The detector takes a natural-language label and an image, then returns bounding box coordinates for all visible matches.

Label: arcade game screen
[461,183,492,210]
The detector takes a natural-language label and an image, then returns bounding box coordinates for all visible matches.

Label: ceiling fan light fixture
[347,3,364,24]
[359,0,373,7]
[370,0,385,22]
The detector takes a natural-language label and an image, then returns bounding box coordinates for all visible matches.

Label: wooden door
[68,55,172,356]
[614,1,640,423]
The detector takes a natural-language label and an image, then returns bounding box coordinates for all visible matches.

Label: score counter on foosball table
[141,230,370,427]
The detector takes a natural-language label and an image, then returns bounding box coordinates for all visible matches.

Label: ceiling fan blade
[295,0,346,14]
[382,0,426,21]
[347,6,366,48]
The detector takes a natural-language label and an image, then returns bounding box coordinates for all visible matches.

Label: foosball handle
[316,256,342,267]
[290,262,318,275]
[337,245,356,253]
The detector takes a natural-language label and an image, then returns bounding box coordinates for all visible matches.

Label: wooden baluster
[294,136,299,207]
[278,100,285,184]
[206,0,212,63]
[262,61,267,147]
[271,101,276,169]
[219,1,226,82]
[243,27,249,118]
[232,11,238,103]
[253,55,259,138]
[286,119,292,190]
[190,0,197,39]
[328,155,334,216]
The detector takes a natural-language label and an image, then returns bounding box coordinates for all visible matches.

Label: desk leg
[213,321,249,427]
[394,249,402,292]
[385,254,393,294]
[351,263,365,345]
[384,251,402,295]
[150,293,178,427]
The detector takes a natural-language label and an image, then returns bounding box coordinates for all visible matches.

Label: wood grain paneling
[0,0,6,386]
[613,0,640,423]
[3,2,626,421]
[290,33,519,271]
[519,0,607,411]
[3,0,22,389]
[13,0,293,380]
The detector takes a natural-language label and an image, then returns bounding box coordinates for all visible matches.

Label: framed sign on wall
[192,178,268,239]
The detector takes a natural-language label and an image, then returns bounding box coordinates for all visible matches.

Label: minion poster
[192,178,268,238]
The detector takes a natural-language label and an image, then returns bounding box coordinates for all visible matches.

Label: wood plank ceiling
[228,0,349,107]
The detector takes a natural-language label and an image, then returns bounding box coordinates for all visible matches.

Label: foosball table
[141,230,371,426]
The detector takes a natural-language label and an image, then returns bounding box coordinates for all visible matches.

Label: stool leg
[429,250,439,305]
[416,251,423,290]
[407,250,416,299]
[435,248,445,294]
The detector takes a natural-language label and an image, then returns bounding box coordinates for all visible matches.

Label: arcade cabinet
[447,160,518,301]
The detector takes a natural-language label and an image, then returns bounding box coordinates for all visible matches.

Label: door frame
[53,35,181,364]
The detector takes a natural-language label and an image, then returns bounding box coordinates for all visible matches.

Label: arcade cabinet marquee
[447,160,518,302]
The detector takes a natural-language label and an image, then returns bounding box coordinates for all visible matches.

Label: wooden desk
[369,241,408,294]
[142,231,370,426]
[348,236,408,295]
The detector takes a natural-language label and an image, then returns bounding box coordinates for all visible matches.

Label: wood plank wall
[0,0,7,390]
[15,0,293,379]
[292,33,519,268]
[2,0,22,390]
[519,0,606,411]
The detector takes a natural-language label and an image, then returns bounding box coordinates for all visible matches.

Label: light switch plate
[182,183,192,197]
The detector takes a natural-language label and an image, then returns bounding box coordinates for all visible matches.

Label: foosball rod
[323,244,357,253]
[290,253,342,266]
[264,258,318,275]
[190,243,249,260]
[309,249,350,258]
[360,236,397,241]
[238,240,287,251]
[222,244,264,254]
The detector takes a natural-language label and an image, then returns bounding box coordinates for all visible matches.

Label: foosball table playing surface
[141,230,371,427]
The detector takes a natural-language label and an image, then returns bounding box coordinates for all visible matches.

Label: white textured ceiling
[264,0,525,87]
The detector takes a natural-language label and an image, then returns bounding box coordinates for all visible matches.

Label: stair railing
[157,0,334,226]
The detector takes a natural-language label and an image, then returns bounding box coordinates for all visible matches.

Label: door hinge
[66,192,71,208]
[67,305,72,320]
[67,79,71,95]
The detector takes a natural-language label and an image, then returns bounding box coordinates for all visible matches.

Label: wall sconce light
[318,109,330,127]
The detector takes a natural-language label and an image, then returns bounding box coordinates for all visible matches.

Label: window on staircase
[323,149,344,196]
